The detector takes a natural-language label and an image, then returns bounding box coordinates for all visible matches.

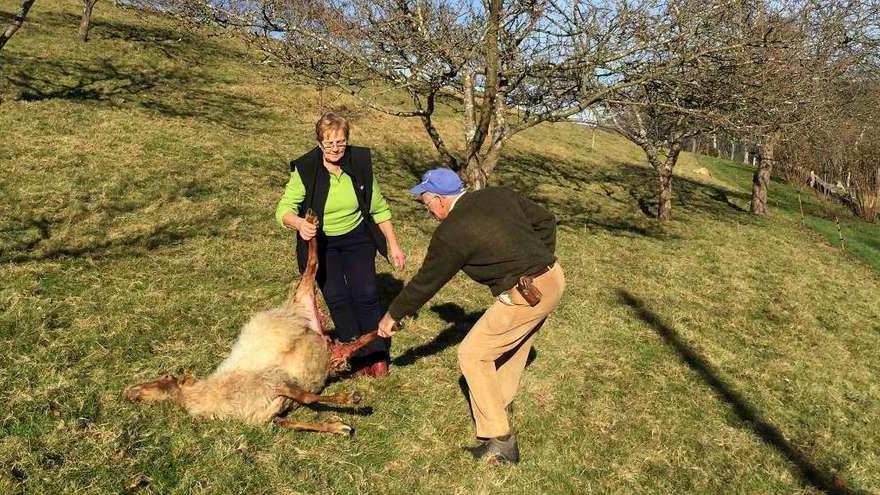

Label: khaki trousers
[457,263,566,438]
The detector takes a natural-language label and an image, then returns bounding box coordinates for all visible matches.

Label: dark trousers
[317,221,388,360]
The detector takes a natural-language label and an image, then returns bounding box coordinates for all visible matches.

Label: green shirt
[275,169,392,236]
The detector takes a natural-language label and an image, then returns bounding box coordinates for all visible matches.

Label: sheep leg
[291,210,319,305]
[284,210,330,337]
[277,383,363,407]
[124,374,188,404]
[329,331,380,372]
[274,418,353,435]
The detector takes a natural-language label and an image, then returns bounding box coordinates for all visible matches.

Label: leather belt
[527,263,553,278]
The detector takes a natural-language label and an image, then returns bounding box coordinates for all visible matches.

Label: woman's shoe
[352,358,390,378]
[369,360,389,378]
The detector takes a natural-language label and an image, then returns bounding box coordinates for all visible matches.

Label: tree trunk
[656,145,681,221]
[743,148,749,164]
[657,167,674,221]
[465,0,500,164]
[0,0,36,51]
[750,139,777,215]
[463,160,489,190]
[730,140,736,161]
[463,70,476,145]
[462,145,502,191]
[79,0,97,42]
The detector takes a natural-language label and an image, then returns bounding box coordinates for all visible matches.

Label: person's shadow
[392,303,484,367]
[376,272,404,310]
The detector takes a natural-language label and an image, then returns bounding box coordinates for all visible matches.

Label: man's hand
[377,312,399,338]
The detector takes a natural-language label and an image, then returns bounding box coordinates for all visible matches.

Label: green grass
[696,155,880,273]
[2,1,880,493]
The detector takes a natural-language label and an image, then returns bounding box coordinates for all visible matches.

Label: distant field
[2,1,879,494]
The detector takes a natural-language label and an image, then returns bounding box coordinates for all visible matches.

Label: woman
[275,112,405,378]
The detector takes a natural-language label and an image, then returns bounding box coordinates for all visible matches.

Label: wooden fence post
[797,193,805,224]
[835,217,846,251]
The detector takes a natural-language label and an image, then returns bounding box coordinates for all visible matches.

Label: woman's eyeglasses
[320,140,347,151]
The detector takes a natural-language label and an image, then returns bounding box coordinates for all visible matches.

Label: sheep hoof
[335,423,354,436]
[124,387,141,401]
[349,391,363,405]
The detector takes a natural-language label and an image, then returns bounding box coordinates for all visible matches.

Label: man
[378,168,566,464]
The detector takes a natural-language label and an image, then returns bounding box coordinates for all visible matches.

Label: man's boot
[466,433,520,464]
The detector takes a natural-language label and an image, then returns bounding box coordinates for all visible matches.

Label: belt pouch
[516,276,543,307]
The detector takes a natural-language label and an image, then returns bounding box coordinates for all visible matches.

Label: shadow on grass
[392,303,483,367]
[381,146,660,238]
[307,403,374,417]
[696,155,848,219]
[616,289,861,495]
[5,57,269,129]
[495,151,758,237]
[4,11,268,129]
[372,144,447,188]
[382,145,758,239]
[0,205,243,264]
[376,273,404,312]
[30,11,244,63]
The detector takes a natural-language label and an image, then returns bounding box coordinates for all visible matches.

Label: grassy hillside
[696,155,880,273]
[2,1,879,493]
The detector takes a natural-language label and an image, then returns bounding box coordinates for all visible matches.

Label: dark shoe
[466,434,519,464]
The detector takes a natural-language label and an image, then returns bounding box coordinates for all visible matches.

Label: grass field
[2,2,880,494]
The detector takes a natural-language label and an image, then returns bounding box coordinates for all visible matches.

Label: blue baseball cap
[409,168,465,196]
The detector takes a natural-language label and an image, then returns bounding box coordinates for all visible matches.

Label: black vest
[289,145,389,272]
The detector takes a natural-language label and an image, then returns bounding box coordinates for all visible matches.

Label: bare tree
[606,0,746,220]
[0,0,36,51]
[609,97,696,221]
[79,0,100,42]
[131,0,700,189]
[714,0,873,215]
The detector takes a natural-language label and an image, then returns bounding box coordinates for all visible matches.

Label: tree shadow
[496,150,759,234]
[0,177,244,263]
[381,144,758,240]
[616,289,860,495]
[0,211,240,264]
[371,143,445,186]
[3,9,268,129]
[26,11,243,63]
[5,57,269,130]
[392,303,484,367]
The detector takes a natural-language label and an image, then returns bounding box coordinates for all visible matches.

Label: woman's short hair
[315,112,350,142]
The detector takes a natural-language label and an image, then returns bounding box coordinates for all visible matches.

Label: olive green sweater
[388,187,557,320]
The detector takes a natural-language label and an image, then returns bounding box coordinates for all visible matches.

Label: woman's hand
[298,218,318,241]
[389,243,406,271]
[376,220,405,270]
